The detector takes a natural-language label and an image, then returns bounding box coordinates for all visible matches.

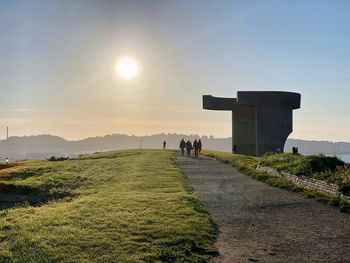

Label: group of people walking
[292,146,299,154]
[179,138,202,158]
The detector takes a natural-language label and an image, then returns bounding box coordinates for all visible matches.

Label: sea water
[337,155,350,163]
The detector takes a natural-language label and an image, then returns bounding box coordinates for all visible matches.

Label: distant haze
[0,1,350,142]
[1,134,350,161]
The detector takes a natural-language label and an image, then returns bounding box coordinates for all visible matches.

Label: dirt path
[175,153,350,263]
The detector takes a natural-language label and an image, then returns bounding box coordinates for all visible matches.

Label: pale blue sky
[0,0,349,141]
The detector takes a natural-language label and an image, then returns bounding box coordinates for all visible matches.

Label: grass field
[0,150,217,262]
[202,150,350,212]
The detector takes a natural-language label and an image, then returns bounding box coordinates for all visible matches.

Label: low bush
[259,153,344,176]
[47,156,70,162]
[308,154,344,173]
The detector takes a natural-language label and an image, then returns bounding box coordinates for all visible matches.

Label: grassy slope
[202,150,350,212]
[259,153,350,193]
[0,150,217,262]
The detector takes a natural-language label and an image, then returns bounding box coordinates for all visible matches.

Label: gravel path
[175,153,350,263]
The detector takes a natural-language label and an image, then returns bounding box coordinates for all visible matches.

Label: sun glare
[116,57,138,80]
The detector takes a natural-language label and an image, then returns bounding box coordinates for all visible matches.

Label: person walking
[233,144,237,154]
[185,140,192,157]
[198,139,202,155]
[163,140,166,150]
[193,139,199,157]
[179,139,186,156]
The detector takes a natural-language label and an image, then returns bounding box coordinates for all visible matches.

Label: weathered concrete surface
[176,153,350,263]
[203,91,301,156]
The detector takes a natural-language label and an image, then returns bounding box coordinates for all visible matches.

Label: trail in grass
[176,153,350,263]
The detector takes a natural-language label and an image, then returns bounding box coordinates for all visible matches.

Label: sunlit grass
[0,149,217,262]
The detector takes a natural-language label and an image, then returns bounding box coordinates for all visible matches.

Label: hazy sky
[0,0,349,141]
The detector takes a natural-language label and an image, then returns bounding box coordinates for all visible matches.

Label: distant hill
[0,134,349,161]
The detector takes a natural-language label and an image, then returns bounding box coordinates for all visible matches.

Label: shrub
[260,153,345,176]
[339,181,350,195]
[307,154,344,173]
[47,156,70,162]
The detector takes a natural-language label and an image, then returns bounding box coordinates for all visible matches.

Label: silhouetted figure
[163,140,166,150]
[233,144,237,154]
[198,139,202,155]
[5,157,8,165]
[179,139,186,156]
[193,139,199,157]
[292,147,299,154]
[185,140,192,157]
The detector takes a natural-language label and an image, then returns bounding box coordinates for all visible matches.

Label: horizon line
[1,133,350,144]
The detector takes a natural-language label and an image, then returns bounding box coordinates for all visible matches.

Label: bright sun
[116,57,138,80]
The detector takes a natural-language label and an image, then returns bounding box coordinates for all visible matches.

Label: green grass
[202,150,350,212]
[259,153,350,194]
[260,153,344,175]
[0,149,218,262]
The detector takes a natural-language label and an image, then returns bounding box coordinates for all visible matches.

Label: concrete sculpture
[203,91,301,156]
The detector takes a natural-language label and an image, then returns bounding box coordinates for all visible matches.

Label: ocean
[337,155,350,163]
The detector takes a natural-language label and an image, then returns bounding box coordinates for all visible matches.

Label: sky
[0,0,349,141]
